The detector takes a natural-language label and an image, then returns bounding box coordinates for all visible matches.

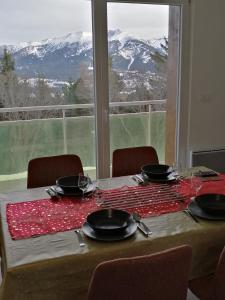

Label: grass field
[0,111,165,191]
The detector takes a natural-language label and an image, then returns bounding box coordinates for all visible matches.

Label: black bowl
[87,209,132,236]
[141,164,173,179]
[56,175,90,193]
[195,194,225,214]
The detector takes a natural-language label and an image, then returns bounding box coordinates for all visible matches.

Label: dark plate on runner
[142,172,176,183]
[141,164,173,179]
[53,183,95,197]
[56,175,91,193]
[82,220,137,242]
[86,209,133,235]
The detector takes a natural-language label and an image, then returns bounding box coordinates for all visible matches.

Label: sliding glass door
[93,0,186,178]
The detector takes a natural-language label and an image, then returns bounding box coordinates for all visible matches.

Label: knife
[74,229,86,247]
[133,212,152,236]
[183,209,199,223]
[137,224,152,237]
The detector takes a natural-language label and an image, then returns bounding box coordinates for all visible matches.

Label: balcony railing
[0,99,166,191]
[0,99,166,153]
[0,100,165,113]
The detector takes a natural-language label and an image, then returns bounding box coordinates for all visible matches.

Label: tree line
[0,41,167,121]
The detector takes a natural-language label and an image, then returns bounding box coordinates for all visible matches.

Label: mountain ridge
[0,30,166,81]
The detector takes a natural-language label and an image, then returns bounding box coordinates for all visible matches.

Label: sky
[0,0,168,45]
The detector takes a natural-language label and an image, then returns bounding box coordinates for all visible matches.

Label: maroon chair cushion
[189,246,225,300]
[27,154,84,188]
[214,246,225,300]
[189,274,214,300]
[87,245,192,300]
[112,146,159,177]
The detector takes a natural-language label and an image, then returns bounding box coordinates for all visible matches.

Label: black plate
[195,194,225,214]
[141,164,172,179]
[82,221,137,242]
[142,172,176,183]
[56,175,91,193]
[86,209,132,235]
[188,201,225,221]
[53,183,95,196]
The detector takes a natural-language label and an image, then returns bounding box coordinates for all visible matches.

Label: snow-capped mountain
[0,30,166,81]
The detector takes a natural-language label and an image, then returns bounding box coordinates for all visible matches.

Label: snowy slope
[0,31,166,81]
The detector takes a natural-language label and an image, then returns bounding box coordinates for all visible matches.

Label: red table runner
[8,176,225,240]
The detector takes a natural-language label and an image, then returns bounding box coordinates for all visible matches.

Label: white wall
[188,0,225,154]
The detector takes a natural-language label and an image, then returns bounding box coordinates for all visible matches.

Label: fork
[74,229,86,247]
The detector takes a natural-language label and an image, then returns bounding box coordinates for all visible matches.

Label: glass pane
[107,2,179,167]
[0,0,95,191]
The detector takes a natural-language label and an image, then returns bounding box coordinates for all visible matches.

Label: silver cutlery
[74,229,86,247]
[50,186,61,199]
[183,209,199,223]
[78,173,91,197]
[45,188,53,197]
[78,173,85,197]
[45,187,60,199]
[132,212,152,236]
[132,174,145,185]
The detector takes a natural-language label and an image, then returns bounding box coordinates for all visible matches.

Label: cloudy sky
[0,0,168,45]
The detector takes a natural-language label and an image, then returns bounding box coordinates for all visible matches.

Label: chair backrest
[189,245,225,300]
[87,245,192,300]
[213,246,225,300]
[112,146,159,177]
[27,154,84,188]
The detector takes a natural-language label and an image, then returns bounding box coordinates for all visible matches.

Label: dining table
[0,166,225,300]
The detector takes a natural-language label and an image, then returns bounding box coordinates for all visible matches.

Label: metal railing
[0,99,166,113]
[0,99,166,155]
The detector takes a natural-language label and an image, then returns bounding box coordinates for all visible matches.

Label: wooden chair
[189,245,225,300]
[112,146,159,177]
[87,245,192,300]
[27,154,84,188]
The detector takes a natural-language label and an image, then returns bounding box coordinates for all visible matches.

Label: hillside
[0,30,166,82]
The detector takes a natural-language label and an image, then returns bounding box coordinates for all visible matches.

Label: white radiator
[191,149,225,173]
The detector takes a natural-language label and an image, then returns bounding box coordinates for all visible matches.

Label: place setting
[188,193,225,221]
[132,163,178,184]
[81,208,153,242]
[45,174,95,199]
[184,173,225,221]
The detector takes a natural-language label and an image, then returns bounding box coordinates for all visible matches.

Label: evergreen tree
[0,49,17,111]
[0,48,15,74]
[63,80,78,104]
[63,61,93,104]
[149,36,168,100]
[108,57,125,103]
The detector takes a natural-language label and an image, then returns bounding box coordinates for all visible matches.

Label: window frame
[92,0,190,178]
